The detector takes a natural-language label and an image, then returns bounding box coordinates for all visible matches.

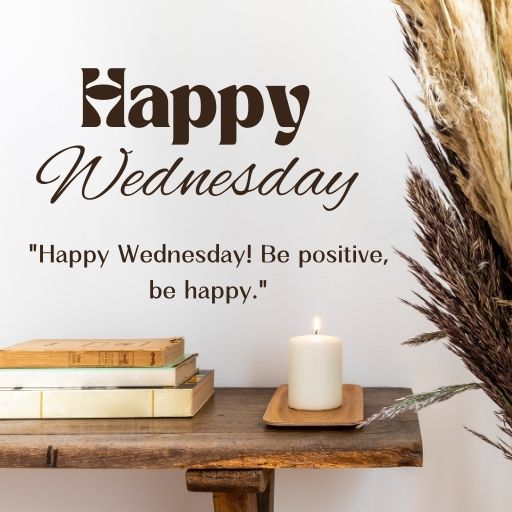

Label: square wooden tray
[263,384,364,427]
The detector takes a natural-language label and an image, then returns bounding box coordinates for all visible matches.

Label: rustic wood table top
[0,387,422,470]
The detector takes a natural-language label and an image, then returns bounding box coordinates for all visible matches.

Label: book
[0,370,214,419]
[0,354,198,388]
[0,338,184,368]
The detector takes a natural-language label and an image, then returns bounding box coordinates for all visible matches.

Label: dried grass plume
[365,0,512,460]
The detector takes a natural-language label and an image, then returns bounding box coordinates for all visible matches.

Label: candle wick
[315,329,319,335]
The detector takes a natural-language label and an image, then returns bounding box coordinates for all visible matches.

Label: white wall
[0,1,510,510]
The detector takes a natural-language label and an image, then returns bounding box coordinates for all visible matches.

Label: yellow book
[0,338,184,368]
[0,370,214,419]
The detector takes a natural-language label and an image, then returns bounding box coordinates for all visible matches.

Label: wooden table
[0,387,422,512]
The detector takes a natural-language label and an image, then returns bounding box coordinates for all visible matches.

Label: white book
[0,354,197,388]
[0,370,214,418]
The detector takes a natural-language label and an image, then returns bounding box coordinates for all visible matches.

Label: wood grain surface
[0,387,422,469]
[186,469,275,512]
[186,469,272,493]
[263,384,363,426]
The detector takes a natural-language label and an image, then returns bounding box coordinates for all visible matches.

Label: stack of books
[0,338,214,419]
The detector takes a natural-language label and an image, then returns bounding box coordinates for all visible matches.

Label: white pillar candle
[288,318,343,411]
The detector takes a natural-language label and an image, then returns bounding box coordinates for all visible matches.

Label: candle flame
[313,316,321,335]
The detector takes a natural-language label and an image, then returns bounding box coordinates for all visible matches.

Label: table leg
[186,469,275,512]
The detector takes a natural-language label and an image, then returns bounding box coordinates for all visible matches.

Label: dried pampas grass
[398,0,512,261]
[364,0,512,460]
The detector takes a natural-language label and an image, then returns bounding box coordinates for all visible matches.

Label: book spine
[0,356,198,387]
[0,388,194,418]
[0,350,166,368]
